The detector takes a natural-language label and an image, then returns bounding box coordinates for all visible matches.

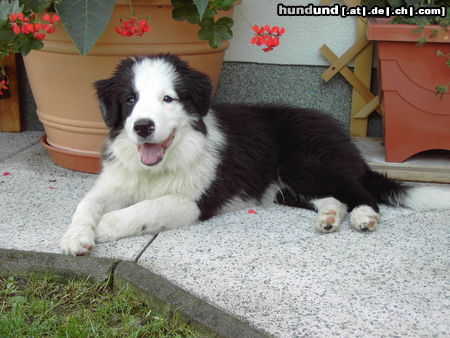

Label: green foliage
[198,17,233,48]
[54,0,116,55]
[0,0,238,58]
[172,0,237,48]
[19,0,51,13]
[0,0,22,25]
[0,274,198,337]
[0,0,46,57]
[193,0,209,20]
[364,0,449,96]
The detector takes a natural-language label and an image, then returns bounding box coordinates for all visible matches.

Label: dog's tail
[364,169,450,211]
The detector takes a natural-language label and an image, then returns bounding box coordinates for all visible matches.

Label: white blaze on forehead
[125,57,184,146]
[132,58,179,98]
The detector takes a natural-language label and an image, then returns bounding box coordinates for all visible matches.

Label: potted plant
[0,0,239,173]
[364,0,450,162]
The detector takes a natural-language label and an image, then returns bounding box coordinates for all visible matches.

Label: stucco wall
[225,0,357,66]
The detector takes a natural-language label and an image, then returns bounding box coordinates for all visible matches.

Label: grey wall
[214,62,383,137]
[18,58,383,137]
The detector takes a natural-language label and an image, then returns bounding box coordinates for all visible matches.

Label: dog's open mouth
[137,130,175,166]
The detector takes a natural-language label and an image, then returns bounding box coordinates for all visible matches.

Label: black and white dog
[61,54,450,256]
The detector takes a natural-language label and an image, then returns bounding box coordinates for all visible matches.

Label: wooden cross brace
[320,0,380,136]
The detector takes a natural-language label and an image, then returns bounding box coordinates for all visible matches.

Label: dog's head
[95,54,212,166]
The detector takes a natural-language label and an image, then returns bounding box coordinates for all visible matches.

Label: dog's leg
[95,195,200,243]
[60,178,130,256]
[311,197,347,233]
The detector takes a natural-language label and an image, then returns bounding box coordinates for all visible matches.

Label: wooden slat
[353,96,380,119]
[349,19,374,136]
[320,44,375,103]
[0,54,21,132]
[321,37,369,82]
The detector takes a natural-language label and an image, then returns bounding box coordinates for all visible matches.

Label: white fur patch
[220,183,279,214]
[350,205,379,232]
[312,197,348,233]
[60,108,225,255]
[126,58,185,145]
[95,195,200,242]
[401,186,450,211]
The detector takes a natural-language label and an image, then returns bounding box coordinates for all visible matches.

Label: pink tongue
[138,143,163,165]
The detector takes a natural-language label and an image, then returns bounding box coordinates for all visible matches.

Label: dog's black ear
[94,78,121,128]
[171,55,212,116]
[185,68,212,116]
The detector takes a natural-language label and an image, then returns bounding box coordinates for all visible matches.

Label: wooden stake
[0,54,22,132]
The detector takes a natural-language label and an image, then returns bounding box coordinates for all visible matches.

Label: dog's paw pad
[350,206,379,232]
[316,210,341,233]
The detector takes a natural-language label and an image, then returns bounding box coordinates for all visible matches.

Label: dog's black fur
[96,54,406,222]
[197,103,405,220]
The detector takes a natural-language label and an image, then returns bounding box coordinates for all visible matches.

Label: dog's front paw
[95,209,136,243]
[60,225,96,256]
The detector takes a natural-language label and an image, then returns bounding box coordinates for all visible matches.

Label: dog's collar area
[137,130,176,166]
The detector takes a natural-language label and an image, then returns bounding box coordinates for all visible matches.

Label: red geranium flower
[42,13,60,34]
[115,17,151,37]
[0,80,8,96]
[251,24,286,52]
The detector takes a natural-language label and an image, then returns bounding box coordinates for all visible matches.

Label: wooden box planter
[24,0,235,173]
[367,18,450,162]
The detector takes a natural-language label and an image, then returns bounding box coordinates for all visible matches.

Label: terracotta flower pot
[367,18,450,162]
[24,0,235,173]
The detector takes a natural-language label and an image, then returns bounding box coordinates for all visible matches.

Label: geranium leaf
[213,0,237,11]
[387,0,401,8]
[198,16,233,48]
[55,0,116,55]
[0,28,15,45]
[0,0,22,25]
[172,0,200,24]
[19,38,43,56]
[19,0,52,12]
[192,0,208,20]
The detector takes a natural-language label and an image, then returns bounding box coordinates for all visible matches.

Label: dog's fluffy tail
[364,169,450,211]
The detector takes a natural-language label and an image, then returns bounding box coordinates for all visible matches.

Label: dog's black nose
[134,119,155,138]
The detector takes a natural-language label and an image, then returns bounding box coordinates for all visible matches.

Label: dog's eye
[126,96,136,105]
[163,95,174,103]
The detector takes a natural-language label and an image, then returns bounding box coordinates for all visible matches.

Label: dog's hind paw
[60,225,96,256]
[316,209,342,233]
[350,205,379,232]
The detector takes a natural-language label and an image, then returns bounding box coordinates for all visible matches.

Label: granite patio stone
[138,205,450,337]
[1,131,449,337]
[0,140,154,261]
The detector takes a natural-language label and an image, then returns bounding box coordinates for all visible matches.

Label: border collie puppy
[61,54,450,256]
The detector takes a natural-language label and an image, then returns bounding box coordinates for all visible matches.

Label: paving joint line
[134,233,159,262]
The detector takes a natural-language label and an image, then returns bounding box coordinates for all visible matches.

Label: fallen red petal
[248,209,258,214]
[3,172,11,176]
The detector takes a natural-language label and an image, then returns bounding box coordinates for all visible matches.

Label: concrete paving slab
[0,139,154,261]
[138,204,450,337]
[0,131,42,162]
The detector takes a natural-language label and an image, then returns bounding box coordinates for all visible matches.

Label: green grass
[0,273,198,337]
